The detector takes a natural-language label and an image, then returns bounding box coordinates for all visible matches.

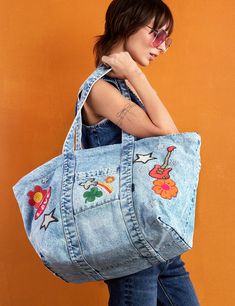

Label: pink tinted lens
[152,30,168,48]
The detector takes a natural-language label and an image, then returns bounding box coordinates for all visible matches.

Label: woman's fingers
[101,56,110,67]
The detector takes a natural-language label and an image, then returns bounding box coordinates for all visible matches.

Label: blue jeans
[104,255,200,306]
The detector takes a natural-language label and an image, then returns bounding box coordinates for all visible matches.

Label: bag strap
[62,64,136,222]
[74,74,122,150]
[62,64,135,154]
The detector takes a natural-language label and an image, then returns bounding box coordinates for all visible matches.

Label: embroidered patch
[80,176,115,203]
[133,152,157,164]
[40,208,58,230]
[27,185,51,220]
[83,187,103,203]
[79,178,97,190]
[148,146,178,200]
[151,179,178,200]
[105,176,115,183]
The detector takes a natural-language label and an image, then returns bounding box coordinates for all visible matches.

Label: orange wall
[1,1,234,305]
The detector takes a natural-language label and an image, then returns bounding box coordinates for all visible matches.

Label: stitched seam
[157,278,175,306]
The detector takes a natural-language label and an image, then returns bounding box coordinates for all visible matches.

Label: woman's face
[124,18,170,66]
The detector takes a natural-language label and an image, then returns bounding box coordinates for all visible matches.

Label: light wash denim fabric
[78,72,201,305]
[12,63,202,285]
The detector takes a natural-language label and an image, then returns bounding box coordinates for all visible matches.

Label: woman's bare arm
[101,52,179,134]
[84,80,177,138]
[126,67,179,133]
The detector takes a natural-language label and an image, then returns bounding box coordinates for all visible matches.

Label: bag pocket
[73,166,120,215]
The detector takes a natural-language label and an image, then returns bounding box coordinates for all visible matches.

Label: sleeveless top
[75,74,146,149]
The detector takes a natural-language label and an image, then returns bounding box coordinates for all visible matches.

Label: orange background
[1,1,235,305]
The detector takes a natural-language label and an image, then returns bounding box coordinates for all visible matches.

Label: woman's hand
[101,51,142,79]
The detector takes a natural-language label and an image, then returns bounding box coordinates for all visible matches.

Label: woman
[77,0,200,305]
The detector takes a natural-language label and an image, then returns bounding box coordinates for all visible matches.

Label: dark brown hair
[93,0,174,67]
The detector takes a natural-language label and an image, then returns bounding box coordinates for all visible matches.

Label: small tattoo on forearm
[116,101,136,126]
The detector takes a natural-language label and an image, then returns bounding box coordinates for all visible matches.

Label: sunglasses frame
[146,25,172,51]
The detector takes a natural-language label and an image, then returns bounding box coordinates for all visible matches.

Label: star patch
[133,152,157,164]
[40,208,58,230]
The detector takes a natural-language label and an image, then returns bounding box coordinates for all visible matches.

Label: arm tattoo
[116,101,136,127]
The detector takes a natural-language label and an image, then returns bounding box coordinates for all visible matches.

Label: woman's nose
[157,41,167,53]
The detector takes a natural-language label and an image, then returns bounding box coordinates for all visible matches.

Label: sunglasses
[146,25,172,51]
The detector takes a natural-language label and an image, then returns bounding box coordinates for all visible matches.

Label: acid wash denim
[12,63,201,305]
[78,69,201,305]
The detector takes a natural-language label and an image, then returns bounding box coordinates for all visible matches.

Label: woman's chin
[143,60,151,67]
[136,59,150,67]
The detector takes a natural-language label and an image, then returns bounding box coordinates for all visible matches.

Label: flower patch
[134,146,179,200]
[27,185,51,220]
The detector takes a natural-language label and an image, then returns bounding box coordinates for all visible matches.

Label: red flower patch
[27,185,51,220]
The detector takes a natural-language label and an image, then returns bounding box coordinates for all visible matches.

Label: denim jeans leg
[157,255,200,306]
[104,263,162,306]
[104,255,200,306]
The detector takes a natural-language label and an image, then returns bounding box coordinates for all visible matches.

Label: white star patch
[133,152,157,164]
[40,208,58,230]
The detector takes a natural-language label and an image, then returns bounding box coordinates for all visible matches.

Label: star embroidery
[155,144,166,150]
[40,208,58,230]
[133,152,157,164]
[41,177,49,184]
[149,199,156,207]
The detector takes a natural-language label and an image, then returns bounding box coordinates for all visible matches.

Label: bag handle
[62,64,135,155]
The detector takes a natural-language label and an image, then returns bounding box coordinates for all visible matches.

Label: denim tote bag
[12,64,202,284]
